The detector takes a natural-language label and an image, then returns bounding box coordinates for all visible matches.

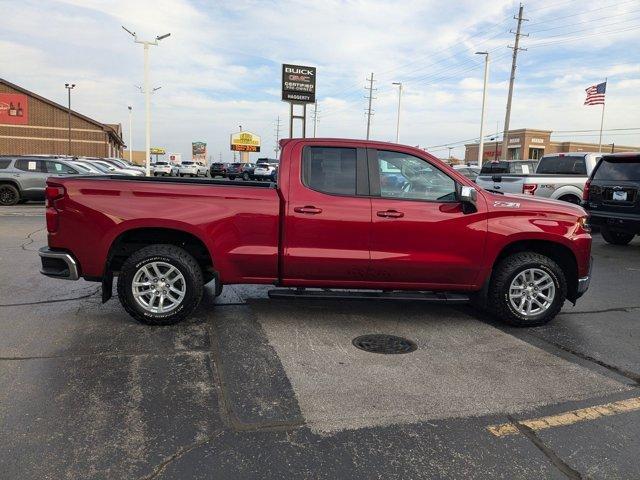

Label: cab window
[303,147,357,195]
[376,151,457,202]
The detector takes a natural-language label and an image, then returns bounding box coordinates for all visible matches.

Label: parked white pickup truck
[475,153,602,204]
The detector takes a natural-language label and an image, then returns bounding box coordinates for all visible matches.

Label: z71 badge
[493,201,521,208]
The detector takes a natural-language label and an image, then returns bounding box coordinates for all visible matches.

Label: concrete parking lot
[2,203,640,479]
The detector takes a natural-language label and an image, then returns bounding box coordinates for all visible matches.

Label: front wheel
[242,172,250,181]
[601,228,634,246]
[117,244,204,325]
[488,252,566,327]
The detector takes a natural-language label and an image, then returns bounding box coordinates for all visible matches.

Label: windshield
[536,155,587,175]
[88,162,112,173]
[593,157,640,181]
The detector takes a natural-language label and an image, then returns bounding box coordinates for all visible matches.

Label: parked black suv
[583,153,640,245]
[210,162,226,178]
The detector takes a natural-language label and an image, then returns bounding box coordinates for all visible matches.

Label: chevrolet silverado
[39,138,592,327]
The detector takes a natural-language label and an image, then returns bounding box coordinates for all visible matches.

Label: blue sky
[1,0,639,160]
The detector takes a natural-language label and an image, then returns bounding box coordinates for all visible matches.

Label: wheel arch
[105,227,214,278]
[492,239,579,303]
[550,185,583,202]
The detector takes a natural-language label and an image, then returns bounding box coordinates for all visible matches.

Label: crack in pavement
[0,287,101,307]
[20,226,46,251]
[561,306,640,316]
[139,430,224,480]
[507,415,584,480]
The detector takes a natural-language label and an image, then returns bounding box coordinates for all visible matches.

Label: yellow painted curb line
[488,396,640,437]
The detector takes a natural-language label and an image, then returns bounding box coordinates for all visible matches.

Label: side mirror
[460,185,478,213]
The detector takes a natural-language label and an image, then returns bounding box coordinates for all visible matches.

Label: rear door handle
[377,210,404,218]
[294,206,323,214]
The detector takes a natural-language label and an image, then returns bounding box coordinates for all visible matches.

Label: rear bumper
[38,247,79,280]
[588,211,640,234]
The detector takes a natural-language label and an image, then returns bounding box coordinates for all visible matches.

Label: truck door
[282,144,372,284]
[368,148,487,288]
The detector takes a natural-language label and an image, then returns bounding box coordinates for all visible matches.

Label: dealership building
[0,78,125,158]
[464,128,640,162]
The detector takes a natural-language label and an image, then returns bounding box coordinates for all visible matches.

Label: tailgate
[476,174,525,194]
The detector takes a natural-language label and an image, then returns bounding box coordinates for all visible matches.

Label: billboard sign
[0,93,29,125]
[282,64,316,103]
[169,153,182,164]
[230,131,261,152]
[150,147,166,155]
[192,141,207,161]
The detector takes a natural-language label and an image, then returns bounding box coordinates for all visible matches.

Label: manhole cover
[352,334,417,354]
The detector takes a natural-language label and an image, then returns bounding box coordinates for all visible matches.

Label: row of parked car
[150,159,280,182]
[0,154,146,205]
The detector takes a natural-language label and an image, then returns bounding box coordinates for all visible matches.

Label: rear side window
[536,156,587,175]
[45,161,77,174]
[481,162,509,174]
[15,159,45,172]
[0,159,11,169]
[303,147,357,195]
[593,158,640,181]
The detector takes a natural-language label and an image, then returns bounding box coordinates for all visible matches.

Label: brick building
[0,78,125,158]
[465,128,640,162]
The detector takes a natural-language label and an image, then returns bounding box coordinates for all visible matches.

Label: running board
[267,289,470,303]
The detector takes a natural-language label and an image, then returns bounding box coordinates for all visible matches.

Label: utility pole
[127,106,133,163]
[122,26,170,176]
[274,116,282,155]
[448,147,453,162]
[475,52,489,167]
[311,101,319,137]
[365,72,376,140]
[64,83,75,156]
[501,3,528,160]
[392,82,403,143]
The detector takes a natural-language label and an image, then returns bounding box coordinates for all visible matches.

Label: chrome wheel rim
[508,268,556,317]
[132,261,186,314]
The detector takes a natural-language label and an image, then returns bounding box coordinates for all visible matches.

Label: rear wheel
[488,252,566,327]
[559,194,581,205]
[0,184,20,206]
[229,175,235,180]
[117,244,204,325]
[242,172,250,181]
[601,228,635,246]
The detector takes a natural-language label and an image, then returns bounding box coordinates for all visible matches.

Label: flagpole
[598,77,607,153]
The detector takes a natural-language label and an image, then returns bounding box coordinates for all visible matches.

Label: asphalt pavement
[1,203,640,479]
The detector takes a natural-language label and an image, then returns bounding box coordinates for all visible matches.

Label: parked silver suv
[0,156,95,206]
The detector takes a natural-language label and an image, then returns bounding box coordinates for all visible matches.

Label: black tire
[601,228,634,246]
[229,175,235,180]
[0,184,20,206]
[117,244,204,325]
[488,252,567,327]
[242,172,250,181]
[559,194,581,205]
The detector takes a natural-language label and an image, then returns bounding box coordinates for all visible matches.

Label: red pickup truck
[40,138,592,327]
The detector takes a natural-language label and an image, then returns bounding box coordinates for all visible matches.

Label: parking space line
[488,396,640,437]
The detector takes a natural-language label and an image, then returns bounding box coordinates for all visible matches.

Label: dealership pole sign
[282,64,316,138]
[282,64,316,104]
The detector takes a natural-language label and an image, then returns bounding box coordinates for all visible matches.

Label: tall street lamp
[64,83,75,156]
[392,82,403,143]
[475,51,489,167]
[122,26,170,176]
[127,106,133,163]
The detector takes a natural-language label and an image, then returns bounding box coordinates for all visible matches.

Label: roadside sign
[282,64,316,104]
[231,131,261,152]
[150,147,165,155]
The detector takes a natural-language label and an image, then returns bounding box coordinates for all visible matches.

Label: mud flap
[102,271,113,303]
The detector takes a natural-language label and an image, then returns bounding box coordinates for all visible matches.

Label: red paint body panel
[46,138,591,294]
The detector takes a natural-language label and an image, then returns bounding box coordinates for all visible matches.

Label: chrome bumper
[39,247,79,280]
[577,275,590,295]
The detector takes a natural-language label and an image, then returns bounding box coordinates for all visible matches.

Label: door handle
[294,206,323,214]
[377,210,404,218]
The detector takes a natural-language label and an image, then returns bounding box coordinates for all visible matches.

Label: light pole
[127,106,133,163]
[64,83,75,156]
[475,51,489,167]
[122,26,170,176]
[392,82,403,143]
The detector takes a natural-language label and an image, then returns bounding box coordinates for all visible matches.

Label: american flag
[584,81,606,105]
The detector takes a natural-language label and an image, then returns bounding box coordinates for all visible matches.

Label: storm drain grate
[352,334,417,355]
